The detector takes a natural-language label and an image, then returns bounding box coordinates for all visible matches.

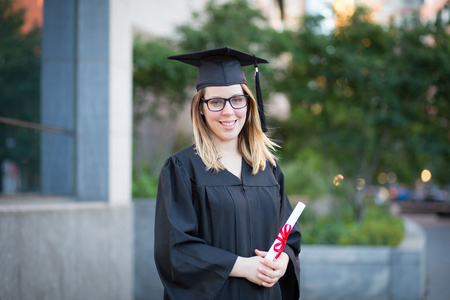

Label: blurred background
[0,0,449,299]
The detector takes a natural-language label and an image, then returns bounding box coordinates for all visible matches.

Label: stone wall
[299,217,426,300]
[134,200,164,300]
[0,202,133,300]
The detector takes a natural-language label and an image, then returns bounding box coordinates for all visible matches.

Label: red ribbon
[273,224,292,259]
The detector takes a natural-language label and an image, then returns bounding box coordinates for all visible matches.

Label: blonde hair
[191,84,278,174]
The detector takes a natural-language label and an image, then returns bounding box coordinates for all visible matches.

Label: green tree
[132,38,195,187]
[386,14,450,184]
[133,38,194,123]
[273,6,450,221]
[177,0,275,53]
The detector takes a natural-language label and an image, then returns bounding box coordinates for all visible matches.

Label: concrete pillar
[40,0,76,195]
[108,0,132,204]
[41,0,131,203]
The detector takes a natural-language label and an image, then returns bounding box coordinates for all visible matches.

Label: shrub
[132,171,159,199]
[336,204,405,246]
[299,202,405,246]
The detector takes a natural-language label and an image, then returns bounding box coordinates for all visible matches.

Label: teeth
[221,121,235,126]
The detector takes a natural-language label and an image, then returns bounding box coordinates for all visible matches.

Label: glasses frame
[201,95,249,112]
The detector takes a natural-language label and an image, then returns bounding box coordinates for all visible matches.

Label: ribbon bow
[273,224,292,259]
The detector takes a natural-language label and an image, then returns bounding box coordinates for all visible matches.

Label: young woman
[154,47,301,299]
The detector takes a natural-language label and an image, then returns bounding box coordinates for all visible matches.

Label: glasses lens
[208,98,225,111]
[230,95,248,109]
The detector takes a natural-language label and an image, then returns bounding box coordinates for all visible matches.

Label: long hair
[191,84,278,174]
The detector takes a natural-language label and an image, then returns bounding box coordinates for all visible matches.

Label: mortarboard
[168,47,269,132]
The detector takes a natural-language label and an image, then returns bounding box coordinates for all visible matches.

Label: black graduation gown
[154,145,301,300]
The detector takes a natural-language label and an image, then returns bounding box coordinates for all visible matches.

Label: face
[201,84,247,144]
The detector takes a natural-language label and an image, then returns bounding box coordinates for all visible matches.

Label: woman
[154,47,301,299]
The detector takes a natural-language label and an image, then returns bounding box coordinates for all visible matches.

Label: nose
[221,100,235,115]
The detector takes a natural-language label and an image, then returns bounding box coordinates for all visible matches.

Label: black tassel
[254,56,268,133]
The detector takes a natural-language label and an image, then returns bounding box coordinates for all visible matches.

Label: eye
[231,96,244,103]
[231,96,248,108]
[209,99,224,106]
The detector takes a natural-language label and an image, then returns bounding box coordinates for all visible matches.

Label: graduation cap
[168,47,269,132]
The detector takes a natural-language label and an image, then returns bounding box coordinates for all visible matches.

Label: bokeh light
[333,174,344,186]
[421,169,432,182]
[362,38,371,47]
[388,172,397,184]
[356,178,366,190]
[378,172,388,184]
[311,103,323,115]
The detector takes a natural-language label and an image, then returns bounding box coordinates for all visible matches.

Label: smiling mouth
[220,120,237,126]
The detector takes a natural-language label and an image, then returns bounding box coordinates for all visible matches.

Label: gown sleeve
[273,162,302,300]
[154,156,238,300]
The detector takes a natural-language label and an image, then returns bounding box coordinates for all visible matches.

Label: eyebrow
[207,93,243,98]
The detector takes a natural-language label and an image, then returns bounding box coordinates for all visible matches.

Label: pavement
[401,212,450,300]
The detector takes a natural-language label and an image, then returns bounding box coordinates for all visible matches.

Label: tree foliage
[272,6,450,220]
[133,38,194,122]
[176,0,274,53]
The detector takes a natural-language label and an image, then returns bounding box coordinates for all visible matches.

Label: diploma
[265,201,306,260]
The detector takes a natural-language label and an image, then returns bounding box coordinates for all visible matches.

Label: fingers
[251,250,289,288]
[260,252,289,270]
[257,265,279,287]
[258,261,282,277]
[257,251,289,287]
[254,249,267,258]
[243,256,272,286]
[255,258,284,288]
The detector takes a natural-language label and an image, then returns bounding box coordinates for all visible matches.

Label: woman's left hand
[254,249,289,288]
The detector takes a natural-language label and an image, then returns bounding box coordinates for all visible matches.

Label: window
[0,0,74,196]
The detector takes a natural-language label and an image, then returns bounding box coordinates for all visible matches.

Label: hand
[254,249,289,288]
[229,249,289,287]
[230,255,268,285]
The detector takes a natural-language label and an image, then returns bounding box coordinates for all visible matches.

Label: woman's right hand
[229,252,273,286]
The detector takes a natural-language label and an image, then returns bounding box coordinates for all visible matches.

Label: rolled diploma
[265,202,306,260]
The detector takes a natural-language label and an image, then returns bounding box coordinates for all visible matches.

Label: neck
[212,137,240,157]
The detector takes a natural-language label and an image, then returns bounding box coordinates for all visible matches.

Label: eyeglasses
[201,95,249,112]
